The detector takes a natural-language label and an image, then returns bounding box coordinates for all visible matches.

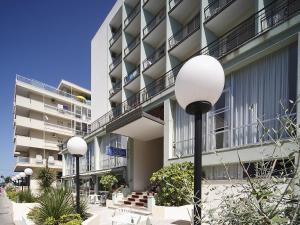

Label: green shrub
[6,189,18,201]
[36,167,56,191]
[150,162,194,206]
[100,174,118,191]
[27,207,40,223]
[17,190,37,203]
[44,216,56,225]
[59,214,81,223]
[60,219,82,225]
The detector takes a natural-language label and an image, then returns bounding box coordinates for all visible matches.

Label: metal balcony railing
[143,8,166,37]
[16,75,91,105]
[16,156,30,163]
[124,2,140,28]
[109,26,122,47]
[204,0,236,22]
[168,13,200,50]
[124,65,140,86]
[89,0,299,135]
[109,80,122,98]
[143,0,149,7]
[169,0,183,12]
[109,54,122,73]
[142,44,166,71]
[124,35,140,57]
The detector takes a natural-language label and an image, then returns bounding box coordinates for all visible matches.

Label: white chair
[36,155,43,164]
[48,156,55,164]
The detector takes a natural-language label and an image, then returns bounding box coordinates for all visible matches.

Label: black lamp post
[175,55,225,225]
[16,175,20,188]
[20,172,26,192]
[67,136,87,214]
[24,168,33,190]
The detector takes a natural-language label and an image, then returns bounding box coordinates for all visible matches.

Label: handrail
[124,65,140,86]
[204,0,236,22]
[124,35,140,57]
[124,2,140,27]
[109,80,122,98]
[16,75,91,106]
[109,26,122,47]
[142,43,166,71]
[143,7,166,37]
[169,0,183,12]
[109,54,122,73]
[168,13,200,50]
[90,0,299,135]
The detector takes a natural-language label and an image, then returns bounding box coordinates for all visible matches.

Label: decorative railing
[124,35,140,57]
[124,2,140,27]
[204,0,236,22]
[90,0,299,135]
[109,26,122,47]
[168,13,200,50]
[143,7,166,37]
[109,54,122,73]
[16,156,30,163]
[101,156,127,170]
[124,65,140,86]
[109,80,122,98]
[45,122,74,131]
[142,44,166,71]
[16,75,91,105]
[169,0,183,12]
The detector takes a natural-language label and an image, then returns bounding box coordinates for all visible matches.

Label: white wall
[133,138,163,191]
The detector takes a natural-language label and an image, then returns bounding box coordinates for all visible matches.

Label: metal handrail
[109,26,122,47]
[169,0,183,12]
[109,54,122,73]
[124,2,140,27]
[168,13,200,50]
[124,65,140,86]
[90,0,299,135]
[16,75,91,105]
[124,35,140,56]
[109,80,122,98]
[142,43,166,71]
[204,0,236,22]
[143,7,166,37]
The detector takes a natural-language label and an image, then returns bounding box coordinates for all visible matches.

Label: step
[128,197,136,202]
[124,201,132,205]
[135,202,145,207]
[131,194,140,198]
[139,199,147,203]
[134,192,143,195]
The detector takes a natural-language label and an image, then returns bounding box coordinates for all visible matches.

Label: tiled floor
[0,193,14,225]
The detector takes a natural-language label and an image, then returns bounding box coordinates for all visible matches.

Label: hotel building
[13,75,91,191]
[62,0,300,194]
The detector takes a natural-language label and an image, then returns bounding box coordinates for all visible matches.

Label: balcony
[143,0,165,14]
[101,156,127,170]
[124,2,141,36]
[109,80,122,98]
[15,135,60,151]
[16,75,91,106]
[124,65,140,92]
[109,26,122,54]
[109,54,122,78]
[168,0,199,23]
[15,156,62,171]
[124,35,140,64]
[168,13,201,60]
[142,43,166,78]
[143,8,166,46]
[204,0,254,35]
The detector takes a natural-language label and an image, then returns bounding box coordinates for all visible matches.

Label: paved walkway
[0,192,14,225]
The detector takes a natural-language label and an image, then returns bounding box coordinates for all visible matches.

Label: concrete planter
[11,202,38,225]
[152,204,193,221]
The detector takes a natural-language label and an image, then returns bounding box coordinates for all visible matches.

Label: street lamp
[67,136,87,213]
[16,175,21,188]
[20,172,26,192]
[175,55,225,225]
[24,168,33,190]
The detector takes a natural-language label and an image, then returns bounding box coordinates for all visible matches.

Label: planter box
[11,202,38,225]
[152,204,193,221]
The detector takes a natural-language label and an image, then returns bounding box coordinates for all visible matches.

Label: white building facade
[62,0,300,193]
[13,75,91,192]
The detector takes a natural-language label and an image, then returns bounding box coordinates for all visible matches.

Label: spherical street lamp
[20,172,26,192]
[175,55,225,225]
[67,136,87,214]
[16,174,21,188]
[24,168,33,191]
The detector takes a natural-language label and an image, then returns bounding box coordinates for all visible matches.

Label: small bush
[27,207,40,223]
[100,174,118,191]
[36,167,56,191]
[60,219,82,225]
[6,189,18,201]
[17,190,37,203]
[59,214,81,223]
[150,162,194,206]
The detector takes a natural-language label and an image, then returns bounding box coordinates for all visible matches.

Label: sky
[0,0,116,177]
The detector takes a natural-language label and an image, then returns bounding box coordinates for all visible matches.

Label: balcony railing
[109,26,122,47]
[204,0,236,22]
[143,8,166,38]
[124,2,140,28]
[16,75,91,105]
[101,156,127,170]
[16,156,30,163]
[109,54,122,73]
[124,35,140,57]
[169,0,183,12]
[142,44,166,71]
[124,65,140,86]
[168,13,200,50]
[90,0,299,135]
[109,80,122,98]
[45,122,74,131]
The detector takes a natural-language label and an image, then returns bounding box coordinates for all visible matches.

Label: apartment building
[13,75,91,191]
[62,0,300,193]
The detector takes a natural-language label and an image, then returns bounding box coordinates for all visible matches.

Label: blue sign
[106,146,126,157]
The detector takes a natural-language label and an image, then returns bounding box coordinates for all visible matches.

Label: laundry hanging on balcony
[106,146,126,157]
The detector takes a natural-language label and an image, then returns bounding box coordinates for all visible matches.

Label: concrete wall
[132,138,163,191]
